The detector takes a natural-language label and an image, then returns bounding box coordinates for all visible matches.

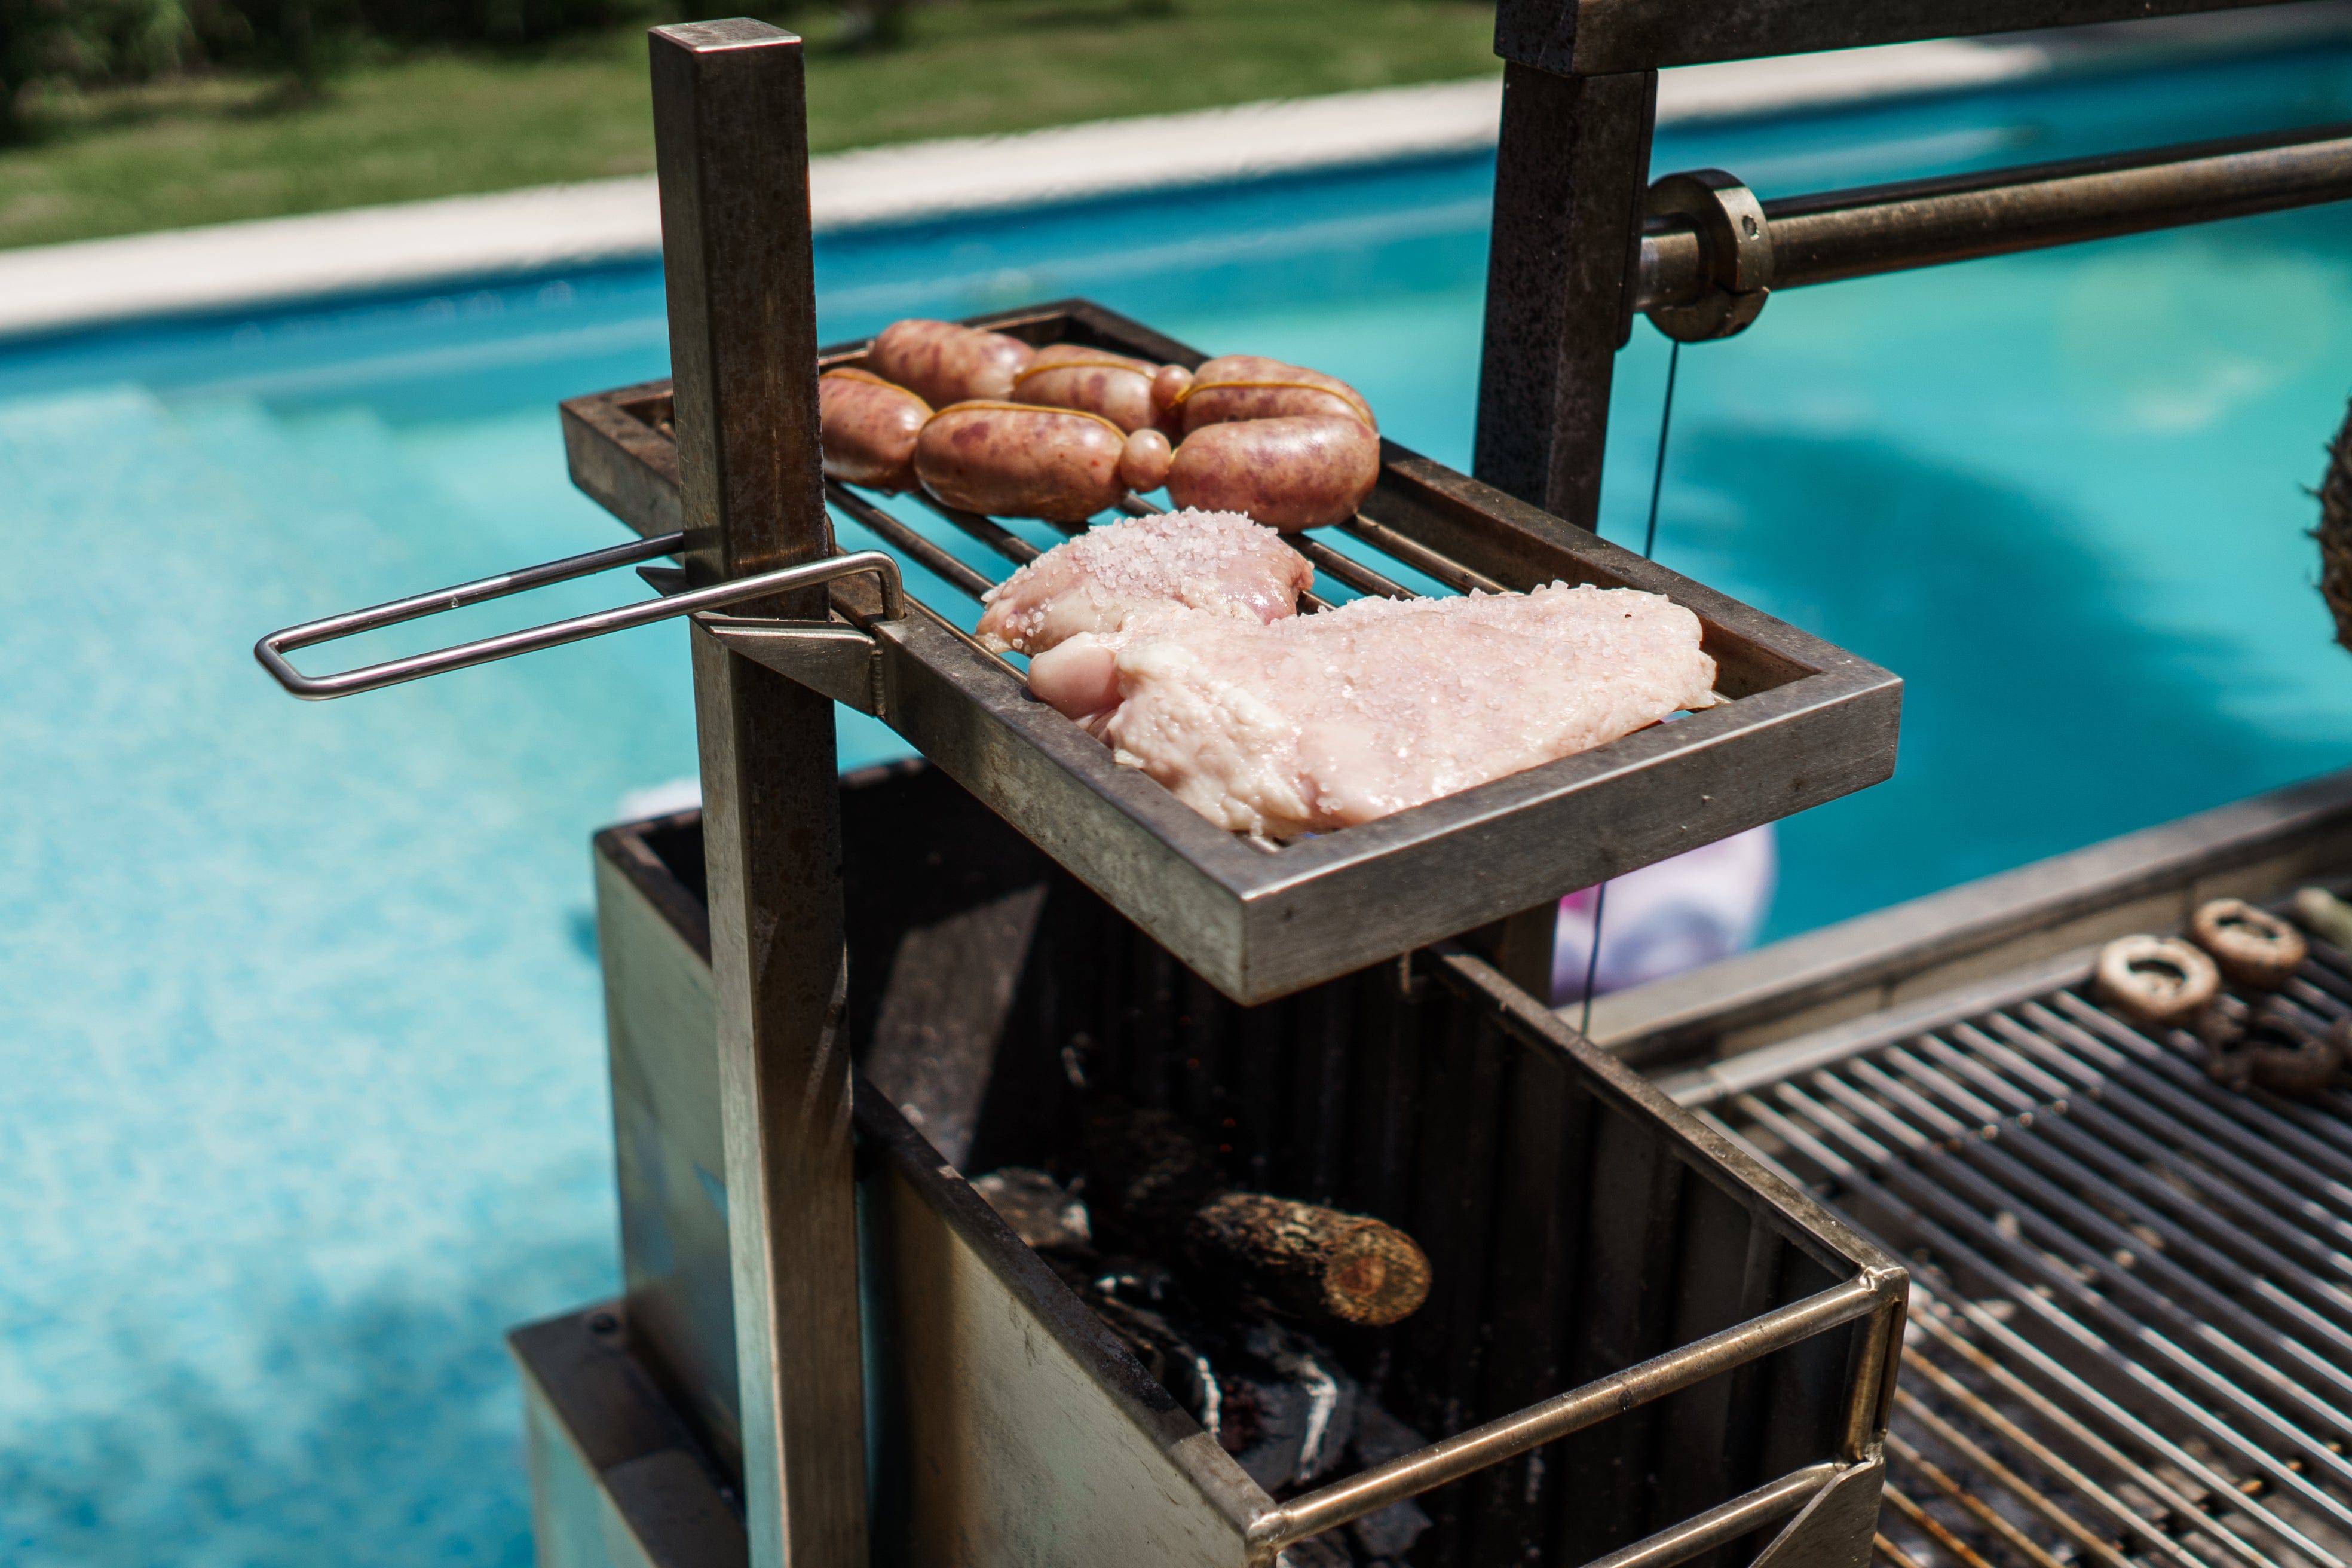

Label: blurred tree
[837,0,914,51]
[0,0,191,142]
[199,0,347,95]
[0,0,670,137]
[346,0,659,42]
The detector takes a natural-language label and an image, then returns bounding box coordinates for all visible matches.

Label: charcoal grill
[243,0,2352,1564]
[249,17,1907,1568]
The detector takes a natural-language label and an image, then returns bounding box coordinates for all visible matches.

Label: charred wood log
[1083,1104,1432,1328]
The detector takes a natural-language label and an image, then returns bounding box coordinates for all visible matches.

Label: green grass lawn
[0,1,1499,251]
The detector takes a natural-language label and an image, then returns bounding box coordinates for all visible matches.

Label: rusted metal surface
[1471,64,1656,521]
[1634,124,2352,340]
[554,300,1901,1005]
[1492,0,2303,76]
[649,21,865,1568]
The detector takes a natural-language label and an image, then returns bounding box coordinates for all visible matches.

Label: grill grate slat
[1701,904,2352,1568]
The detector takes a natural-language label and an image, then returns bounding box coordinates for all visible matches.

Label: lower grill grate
[1693,926,2352,1568]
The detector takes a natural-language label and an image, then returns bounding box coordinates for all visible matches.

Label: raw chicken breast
[974,508,1312,658]
[1047,584,1717,840]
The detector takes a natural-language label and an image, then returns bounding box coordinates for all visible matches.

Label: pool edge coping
[3,7,2348,345]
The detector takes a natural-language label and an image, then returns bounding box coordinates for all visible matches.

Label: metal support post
[1472,62,1658,524]
[651,20,868,1568]
[1471,63,1657,1006]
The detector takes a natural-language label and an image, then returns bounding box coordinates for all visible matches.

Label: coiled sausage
[817,368,931,491]
[866,318,1036,408]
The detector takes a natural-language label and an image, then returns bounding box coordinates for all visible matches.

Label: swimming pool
[9,44,2352,1567]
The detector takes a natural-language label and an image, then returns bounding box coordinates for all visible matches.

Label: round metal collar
[1645,170,1773,342]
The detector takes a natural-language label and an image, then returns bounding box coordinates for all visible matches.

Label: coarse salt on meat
[1065,583,1717,840]
[973,509,1313,656]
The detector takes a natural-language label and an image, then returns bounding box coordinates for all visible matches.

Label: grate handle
[255,531,905,700]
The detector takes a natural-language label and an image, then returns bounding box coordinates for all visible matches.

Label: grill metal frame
[556,296,1900,1006]
[562,765,1912,1568]
[1674,903,2352,1568]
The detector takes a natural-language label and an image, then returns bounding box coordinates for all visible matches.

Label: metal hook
[256,531,905,700]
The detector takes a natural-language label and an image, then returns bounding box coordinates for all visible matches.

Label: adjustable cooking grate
[1667,912,2352,1568]
[264,299,1898,1002]
[544,299,1900,1003]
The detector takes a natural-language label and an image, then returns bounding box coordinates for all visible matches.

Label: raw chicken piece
[1039,584,1717,840]
[974,507,1312,659]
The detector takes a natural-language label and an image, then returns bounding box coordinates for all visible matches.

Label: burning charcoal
[970,1167,1091,1252]
[1055,1255,1379,1493]
[1083,1103,1432,1328]
[1192,1192,1431,1330]
[1344,1401,1434,1560]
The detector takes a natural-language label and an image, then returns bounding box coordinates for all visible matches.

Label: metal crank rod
[1636,120,2352,339]
[254,530,904,700]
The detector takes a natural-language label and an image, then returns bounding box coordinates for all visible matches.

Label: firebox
[506,759,1901,1568]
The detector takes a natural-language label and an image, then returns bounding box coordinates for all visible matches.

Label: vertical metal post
[651,21,867,1568]
[1472,63,1658,523]
[1471,62,1656,999]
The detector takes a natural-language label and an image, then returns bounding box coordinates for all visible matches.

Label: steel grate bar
[2043,996,2352,1198]
[909,492,1045,568]
[1885,1429,2072,1568]
[1855,1048,2352,1390]
[825,482,994,602]
[1714,1094,2299,1568]
[1761,1078,2352,1541]
[1889,1377,2166,1568]
[1991,1009,2352,1242]
[1903,1294,2276,1568]
[1714,901,2352,1568]
[1339,513,1507,595]
[1912,1028,2352,1319]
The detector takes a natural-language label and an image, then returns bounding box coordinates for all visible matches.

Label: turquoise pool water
[10,45,2352,1566]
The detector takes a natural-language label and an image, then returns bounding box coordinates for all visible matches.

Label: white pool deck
[1,8,2347,341]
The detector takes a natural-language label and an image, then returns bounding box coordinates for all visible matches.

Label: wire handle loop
[255,531,905,700]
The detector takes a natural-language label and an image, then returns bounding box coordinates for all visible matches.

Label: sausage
[866,318,1036,408]
[1153,364,1195,426]
[1165,415,1379,531]
[1175,354,1376,436]
[1010,344,1168,433]
[817,368,932,491]
[915,402,1166,522]
[1120,427,1174,492]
